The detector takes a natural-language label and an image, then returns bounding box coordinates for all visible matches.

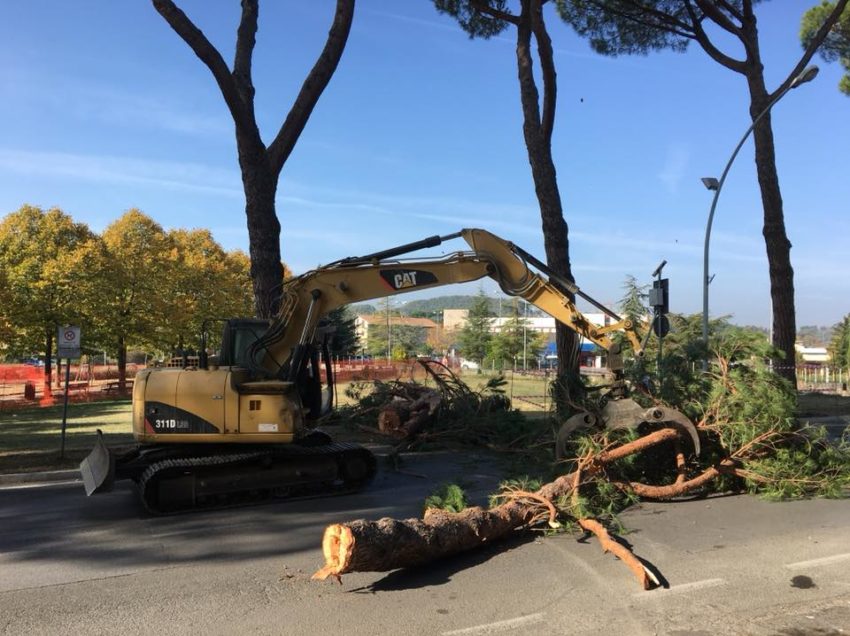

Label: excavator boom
[250,228,642,381]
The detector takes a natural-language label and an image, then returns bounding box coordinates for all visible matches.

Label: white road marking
[632,577,726,599]
[785,552,850,570]
[0,479,80,491]
[442,612,547,635]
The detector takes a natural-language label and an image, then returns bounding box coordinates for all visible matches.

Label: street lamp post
[522,300,528,371]
[700,66,818,366]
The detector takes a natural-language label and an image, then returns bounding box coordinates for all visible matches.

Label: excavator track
[136,442,376,514]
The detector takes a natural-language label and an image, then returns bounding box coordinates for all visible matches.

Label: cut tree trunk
[312,428,685,585]
[377,390,441,439]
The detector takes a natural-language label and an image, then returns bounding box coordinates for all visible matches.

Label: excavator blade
[555,399,701,460]
[79,429,116,496]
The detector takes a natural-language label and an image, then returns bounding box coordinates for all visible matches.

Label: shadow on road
[349,532,538,593]
[0,450,508,572]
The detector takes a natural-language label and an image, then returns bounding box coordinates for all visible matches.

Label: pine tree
[324,306,359,357]
[458,291,494,365]
[829,314,850,371]
[489,300,544,369]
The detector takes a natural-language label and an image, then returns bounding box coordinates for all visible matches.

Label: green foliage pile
[697,330,849,500]
[341,363,548,452]
[416,313,850,538]
[558,312,850,513]
[424,483,469,513]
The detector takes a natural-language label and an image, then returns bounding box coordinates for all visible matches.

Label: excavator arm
[250,228,642,379]
[248,228,700,458]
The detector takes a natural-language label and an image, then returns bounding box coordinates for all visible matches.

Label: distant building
[354,315,439,348]
[442,309,614,334]
[795,344,830,364]
[443,309,471,332]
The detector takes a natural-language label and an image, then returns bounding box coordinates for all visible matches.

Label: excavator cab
[214,318,336,421]
[214,318,271,368]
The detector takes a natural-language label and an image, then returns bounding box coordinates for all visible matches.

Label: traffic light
[649,278,669,315]
[650,278,669,337]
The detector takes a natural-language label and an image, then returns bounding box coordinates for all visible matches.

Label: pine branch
[268,0,355,175]
[152,0,259,136]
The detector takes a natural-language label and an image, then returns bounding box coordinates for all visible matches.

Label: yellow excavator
[80,228,698,513]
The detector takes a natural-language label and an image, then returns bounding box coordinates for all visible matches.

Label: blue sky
[1,1,847,327]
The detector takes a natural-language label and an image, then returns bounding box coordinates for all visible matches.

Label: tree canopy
[830,314,850,371]
[557,0,850,387]
[0,205,105,391]
[0,206,256,387]
[488,300,545,369]
[802,0,850,95]
[324,306,360,357]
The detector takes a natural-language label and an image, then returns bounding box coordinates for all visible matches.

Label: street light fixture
[701,177,719,191]
[700,65,818,367]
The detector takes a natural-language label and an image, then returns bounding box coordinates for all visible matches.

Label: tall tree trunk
[744,41,798,387]
[515,0,580,380]
[239,141,282,320]
[152,0,355,323]
[117,335,127,392]
[43,327,53,400]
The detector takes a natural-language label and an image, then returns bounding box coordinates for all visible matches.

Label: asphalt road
[1,450,848,636]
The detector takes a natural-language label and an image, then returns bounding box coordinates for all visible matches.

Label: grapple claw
[555,399,701,460]
[639,406,701,457]
[600,398,700,456]
[555,411,598,460]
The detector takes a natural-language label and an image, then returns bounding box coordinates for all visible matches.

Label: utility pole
[649,261,669,386]
[385,297,391,361]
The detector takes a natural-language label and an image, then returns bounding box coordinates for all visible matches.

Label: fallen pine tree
[314,319,850,589]
[314,427,704,588]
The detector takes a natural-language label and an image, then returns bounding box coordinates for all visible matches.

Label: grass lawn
[0,400,134,473]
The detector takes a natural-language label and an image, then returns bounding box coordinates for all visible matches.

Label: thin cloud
[657,143,690,194]
[0,149,242,197]
[2,68,229,137]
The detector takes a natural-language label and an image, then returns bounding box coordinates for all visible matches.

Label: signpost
[57,325,81,458]
[649,263,669,385]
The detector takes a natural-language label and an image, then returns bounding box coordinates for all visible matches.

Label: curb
[0,469,81,487]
